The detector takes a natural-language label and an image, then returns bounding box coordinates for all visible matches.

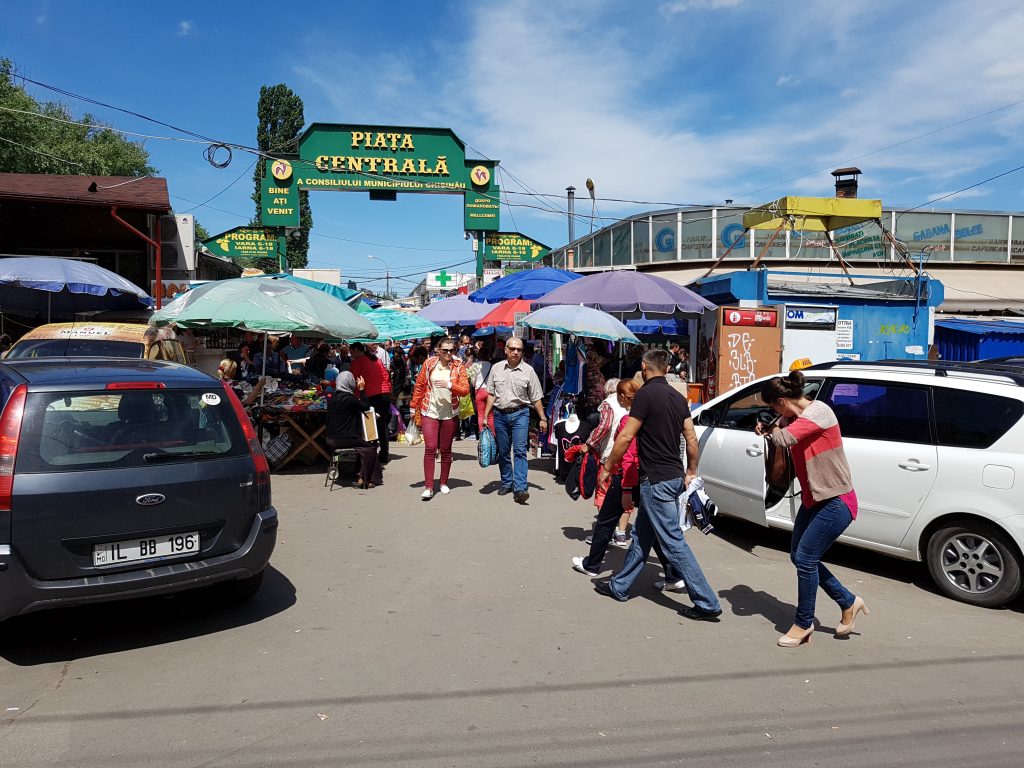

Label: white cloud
[660,0,742,16]
[776,74,799,87]
[922,187,990,203]
[177,20,194,36]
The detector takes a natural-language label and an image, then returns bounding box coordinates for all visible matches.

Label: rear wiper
[143,451,222,463]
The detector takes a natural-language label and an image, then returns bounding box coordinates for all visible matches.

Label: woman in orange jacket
[410,338,470,500]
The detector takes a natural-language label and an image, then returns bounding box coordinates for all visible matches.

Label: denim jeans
[493,407,530,492]
[791,497,856,629]
[610,477,721,613]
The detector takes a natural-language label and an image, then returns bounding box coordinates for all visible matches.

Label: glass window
[17,388,248,472]
[716,209,749,260]
[612,224,631,266]
[579,238,594,268]
[1012,217,1024,263]
[933,387,1024,448]
[753,226,788,261]
[833,220,886,262]
[652,214,678,262]
[680,212,713,261]
[821,380,932,444]
[632,217,651,264]
[594,231,611,267]
[894,211,952,263]
[703,378,821,431]
[6,339,145,359]
[952,213,1009,263]
[789,229,831,259]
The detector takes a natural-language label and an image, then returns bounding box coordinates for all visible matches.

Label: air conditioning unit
[155,214,196,274]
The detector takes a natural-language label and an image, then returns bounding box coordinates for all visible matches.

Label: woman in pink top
[756,370,870,648]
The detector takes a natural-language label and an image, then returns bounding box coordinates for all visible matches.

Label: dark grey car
[0,358,278,621]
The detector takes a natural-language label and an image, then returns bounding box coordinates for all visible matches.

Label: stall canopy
[417,294,493,327]
[150,275,377,339]
[352,309,445,342]
[522,305,639,344]
[469,267,581,303]
[476,299,532,328]
[261,273,363,308]
[0,256,153,319]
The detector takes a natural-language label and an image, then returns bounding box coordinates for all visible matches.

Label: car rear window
[932,387,1024,449]
[16,387,249,472]
[6,339,145,359]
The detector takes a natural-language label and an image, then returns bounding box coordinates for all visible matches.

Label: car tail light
[222,381,271,510]
[0,384,28,513]
[106,382,166,390]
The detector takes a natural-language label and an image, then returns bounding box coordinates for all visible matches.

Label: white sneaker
[439,484,451,495]
[571,556,599,577]
[421,488,434,501]
[654,578,687,593]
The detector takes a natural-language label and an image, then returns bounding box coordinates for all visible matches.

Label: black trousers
[583,475,681,581]
[369,394,391,462]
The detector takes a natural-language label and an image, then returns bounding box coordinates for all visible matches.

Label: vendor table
[262,405,332,471]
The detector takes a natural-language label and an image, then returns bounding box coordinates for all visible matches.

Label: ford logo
[135,493,166,506]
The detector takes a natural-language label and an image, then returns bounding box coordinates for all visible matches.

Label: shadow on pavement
[718,584,795,633]
[407,478,474,490]
[0,565,296,666]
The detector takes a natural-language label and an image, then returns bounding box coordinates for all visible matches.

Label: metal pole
[566,186,576,245]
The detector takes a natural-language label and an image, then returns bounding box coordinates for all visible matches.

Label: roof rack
[806,359,1024,388]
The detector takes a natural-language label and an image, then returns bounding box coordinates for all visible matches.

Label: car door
[695,382,775,526]
[819,378,938,548]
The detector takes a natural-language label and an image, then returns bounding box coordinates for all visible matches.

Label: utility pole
[566,186,576,245]
[368,254,390,298]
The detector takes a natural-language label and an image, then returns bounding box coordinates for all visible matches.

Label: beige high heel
[777,625,814,648]
[836,596,869,636]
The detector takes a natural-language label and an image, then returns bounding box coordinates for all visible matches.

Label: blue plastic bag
[478,427,497,468]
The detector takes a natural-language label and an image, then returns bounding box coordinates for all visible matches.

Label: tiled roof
[0,173,170,211]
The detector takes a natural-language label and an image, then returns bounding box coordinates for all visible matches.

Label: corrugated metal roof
[0,173,170,211]
[935,319,1024,336]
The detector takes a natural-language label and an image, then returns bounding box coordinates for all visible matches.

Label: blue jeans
[791,497,856,629]
[494,407,530,492]
[610,477,721,613]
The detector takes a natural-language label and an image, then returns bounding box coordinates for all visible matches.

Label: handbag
[764,438,794,487]
[478,427,497,467]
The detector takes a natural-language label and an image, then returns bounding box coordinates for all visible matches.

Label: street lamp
[367,254,390,299]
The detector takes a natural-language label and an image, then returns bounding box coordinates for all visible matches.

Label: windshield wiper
[143,450,222,463]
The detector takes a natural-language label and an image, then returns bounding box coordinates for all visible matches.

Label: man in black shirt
[594,348,722,620]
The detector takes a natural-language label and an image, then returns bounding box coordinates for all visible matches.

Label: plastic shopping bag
[404,420,422,446]
[458,394,475,421]
[478,427,497,468]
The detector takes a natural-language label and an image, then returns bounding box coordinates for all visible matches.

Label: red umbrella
[476,299,533,328]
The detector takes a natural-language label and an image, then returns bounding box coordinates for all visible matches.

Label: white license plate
[93,531,199,566]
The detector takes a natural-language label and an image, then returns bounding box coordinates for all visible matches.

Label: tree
[193,219,210,242]
[0,59,155,177]
[251,84,311,270]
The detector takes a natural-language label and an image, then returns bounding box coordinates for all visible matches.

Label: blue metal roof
[934,319,1024,336]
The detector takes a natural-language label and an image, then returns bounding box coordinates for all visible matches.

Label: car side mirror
[696,410,717,427]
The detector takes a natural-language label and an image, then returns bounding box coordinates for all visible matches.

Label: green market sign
[203,226,285,263]
[478,231,550,262]
[259,124,501,233]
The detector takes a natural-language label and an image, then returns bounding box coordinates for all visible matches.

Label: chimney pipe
[832,167,861,199]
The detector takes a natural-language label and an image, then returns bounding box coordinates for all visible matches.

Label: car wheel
[926,522,1023,608]
[218,570,265,602]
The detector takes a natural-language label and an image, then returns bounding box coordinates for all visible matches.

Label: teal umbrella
[150,276,378,339]
[521,304,639,343]
[261,273,363,308]
[352,309,446,342]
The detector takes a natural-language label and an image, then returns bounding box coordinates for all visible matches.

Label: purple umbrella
[416,294,492,327]
[531,271,715,314]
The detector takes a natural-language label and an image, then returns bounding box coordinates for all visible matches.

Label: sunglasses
[439,348,454,353]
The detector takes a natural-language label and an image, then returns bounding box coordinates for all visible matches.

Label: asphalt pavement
[3,441,1024,767]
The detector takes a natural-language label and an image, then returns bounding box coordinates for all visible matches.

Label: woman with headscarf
[325,371,384,489]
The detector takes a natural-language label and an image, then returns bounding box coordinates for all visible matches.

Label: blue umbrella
[472,325,513,338]
[468,267,581,303]
[521,305,639,344]
[624,313,690,336]
[0,256,152,319]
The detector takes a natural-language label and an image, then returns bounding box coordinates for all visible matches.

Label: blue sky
[5,0,1024,295]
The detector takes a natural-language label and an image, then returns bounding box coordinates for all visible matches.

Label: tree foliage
[0,59,155,177]
[251,83,311,270]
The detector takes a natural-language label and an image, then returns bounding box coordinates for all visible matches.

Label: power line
[178,160,256,214]
[0,134,84,169]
